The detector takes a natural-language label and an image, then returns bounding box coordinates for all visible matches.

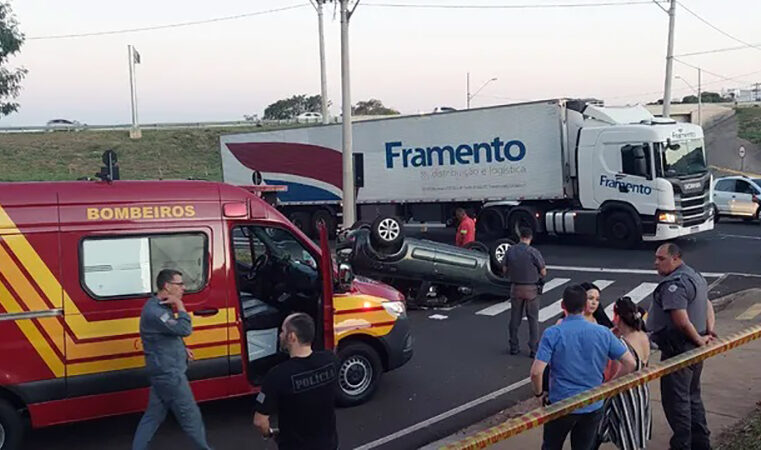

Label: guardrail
[443,323,761,450]
[0,118,343,134]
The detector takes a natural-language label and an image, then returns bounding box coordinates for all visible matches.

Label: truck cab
[572,104,713,245]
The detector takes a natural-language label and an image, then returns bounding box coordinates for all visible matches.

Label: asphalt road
[25,220,761,450]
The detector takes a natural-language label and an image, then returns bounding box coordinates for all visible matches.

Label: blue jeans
[132,374,211,450]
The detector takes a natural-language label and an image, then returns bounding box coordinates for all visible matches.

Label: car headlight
[658,212,678,224]
[382,301,406,318]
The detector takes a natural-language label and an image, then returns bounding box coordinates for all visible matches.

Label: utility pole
[311,1,330,124]
[697,67,702,126]
[466,72,471,109]
[662,0,677,118]
[340,0,359,228]
[128,45,142,139]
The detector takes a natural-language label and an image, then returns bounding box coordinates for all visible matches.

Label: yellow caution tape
[444,323,761,450]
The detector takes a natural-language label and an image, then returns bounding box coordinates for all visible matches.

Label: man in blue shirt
[530,284,636,450]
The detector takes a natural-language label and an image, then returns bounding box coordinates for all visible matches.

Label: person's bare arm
[253,412,272,437]
[530,359,548,396]
[615,351,637,377]
[540,267,547,278]
[670,309,710,347]
[706,299,717,338]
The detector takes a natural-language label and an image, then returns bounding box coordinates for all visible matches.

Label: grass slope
[737,107,761,147]
[0,127,270,182]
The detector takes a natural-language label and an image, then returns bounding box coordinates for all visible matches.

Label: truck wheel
[490,238,515,269]
[712,205,720,223]
[312,209,336,239]
[476,208,505,238]
[0,399,23,450]
[288,211,313,237]
[371,216,404,252]
[507,210,539,242]
[336,342,383,407]
[604,212,641,248]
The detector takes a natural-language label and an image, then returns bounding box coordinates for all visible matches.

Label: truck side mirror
[338,264,355,290]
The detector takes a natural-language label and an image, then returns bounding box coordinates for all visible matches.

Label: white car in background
[46,119,85,131]
[296,112,322,123]
[712,175,761,222]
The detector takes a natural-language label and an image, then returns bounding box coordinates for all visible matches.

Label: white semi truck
[221,99,714,247]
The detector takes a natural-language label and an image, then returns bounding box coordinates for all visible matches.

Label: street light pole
[340,0,359,228]
[662,0,677,118]
[697,67,702,126]
[466,72,471,109]
[467,76,498,108]
[311,0,330,124]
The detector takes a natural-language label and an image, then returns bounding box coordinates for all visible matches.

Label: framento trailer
[221,99,714,247]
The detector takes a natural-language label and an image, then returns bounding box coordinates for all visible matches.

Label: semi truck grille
[676,192,710,227]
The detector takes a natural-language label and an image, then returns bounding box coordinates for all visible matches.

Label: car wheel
[0,399,23,450]
[288,211,313,237]
[311,209,336,239]
[476,208,505,238]
[604,211,641,249]
[464,241,489,254]
[371,216,404,252]
[336,342,383,407]
[713,205,720,223]
[490,238,515,269]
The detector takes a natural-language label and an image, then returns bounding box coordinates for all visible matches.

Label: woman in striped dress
[596,296,652,450]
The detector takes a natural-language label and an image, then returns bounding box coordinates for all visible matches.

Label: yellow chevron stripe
[0,280,65,377]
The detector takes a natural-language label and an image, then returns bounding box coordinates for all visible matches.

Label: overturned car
[337,217,517,306]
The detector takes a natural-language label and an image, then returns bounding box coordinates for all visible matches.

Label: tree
[263,94,325,120]
[0,2,27,117]
[352,99,400,116]
[682,95,698,104]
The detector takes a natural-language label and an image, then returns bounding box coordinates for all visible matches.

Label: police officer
[132,269,212,450]
[647,243,716,450]
[504,226,547,357]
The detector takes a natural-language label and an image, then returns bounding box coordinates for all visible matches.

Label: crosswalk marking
[604,282,659,320]
[475,278,570,317]
[736,303,761,321]
[537,279,614,322]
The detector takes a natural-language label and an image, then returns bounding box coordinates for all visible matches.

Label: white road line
[737,303,761,321]
[546,265,726,278]
[604,282,659,320]
[537,279,614,322]
[720,233,761,241]
[476,278,570,317]
[354,378,532,450]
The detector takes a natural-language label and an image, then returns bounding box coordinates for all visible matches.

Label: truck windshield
[659,138,707,178]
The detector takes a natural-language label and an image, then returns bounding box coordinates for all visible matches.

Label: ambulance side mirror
[338,264,355,291]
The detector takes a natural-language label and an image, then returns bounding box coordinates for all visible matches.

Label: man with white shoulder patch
[133,269,211,450]
[253,313,339,450]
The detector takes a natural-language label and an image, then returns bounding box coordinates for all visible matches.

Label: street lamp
[675,70,702,126]
[466,73,498,109]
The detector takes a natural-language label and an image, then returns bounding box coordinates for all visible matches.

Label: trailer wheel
[336,342,383,407]
[312,210,336,239]
[507,210,539,242]
[371,216,404,252]
[0,399,23,450]
[604,211,641,249]
[476,208,505,238]
[288,211,313,237]
[464,241,489,254]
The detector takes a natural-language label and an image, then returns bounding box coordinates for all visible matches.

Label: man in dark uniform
[503,226,547,357]
[647,243,716,450]
[132,269,211,450]
[253,313,339,450]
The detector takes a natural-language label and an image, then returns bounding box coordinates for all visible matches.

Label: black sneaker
[509,348,520,355]
[529,351,537,358]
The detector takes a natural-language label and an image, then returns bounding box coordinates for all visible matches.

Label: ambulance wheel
[288,212,313,236]
[0,399,23,450]
[336,342,382,407]
[371,216,404,252]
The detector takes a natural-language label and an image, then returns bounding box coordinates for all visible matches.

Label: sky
[2,0,760,126]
